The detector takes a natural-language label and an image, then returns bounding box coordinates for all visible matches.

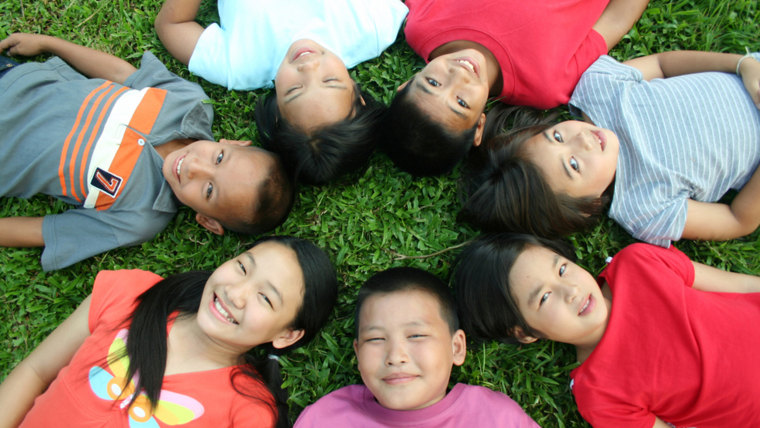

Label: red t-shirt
[404,0,609,108]
[570,244,760,427]
[21,269,276,428]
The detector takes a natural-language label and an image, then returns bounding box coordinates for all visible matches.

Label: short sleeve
[40,206,173,271]
[187,24,235,89]
[601,243,695,292]
[569,55,642,124]
[88,269,163,333]
[612,190,689,247]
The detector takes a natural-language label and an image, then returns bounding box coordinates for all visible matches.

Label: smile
[454,57,479,77]
[592,130,606,151]
[382,373,418,385]
[214,295,238,324]
[578,295,593,316]
[292,48,316,62]
[175,156,185,181]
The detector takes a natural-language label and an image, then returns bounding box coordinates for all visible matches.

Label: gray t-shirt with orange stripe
[569,55,760,247]
[0,52,214,270]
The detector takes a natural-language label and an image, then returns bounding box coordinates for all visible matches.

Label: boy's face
[354,289,466,411]
[401,48,490,143]
[275,39,358,133]
[162,139,275,233]
[523,120,619,199]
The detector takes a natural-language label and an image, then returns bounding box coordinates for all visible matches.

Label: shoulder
[295,385,368,426]
[452,384,538,424]
[89,269,163,329]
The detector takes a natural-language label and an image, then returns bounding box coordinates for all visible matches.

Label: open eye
[215,151,224,165]
[539,292,550,306]
[237,260,247,274]
[426,77,441,87]
[205,183,213,199]
[457,97,469,108]
[259,293,273,308]
[569,157,579,172]
[553,130,563,143]
[559,263,567,276]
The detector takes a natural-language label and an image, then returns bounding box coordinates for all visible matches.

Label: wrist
[736,51,754,77]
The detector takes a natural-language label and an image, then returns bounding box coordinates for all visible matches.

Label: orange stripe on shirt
[58,81,112,198]
[76,86,129,198]
[94,88,167,210]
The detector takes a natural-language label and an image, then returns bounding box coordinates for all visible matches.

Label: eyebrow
[246,252,284,306]
[414,77,466,119]
[526,254,560,306]
[284,84,349,104]
[543,131,573,179]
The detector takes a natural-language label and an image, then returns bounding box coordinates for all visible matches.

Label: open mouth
[175,156,185,182]
[292,48,315,62]
[454,57,479,77]
[593,130,606,151]
[578,295,593,316]
[213,294,238,324]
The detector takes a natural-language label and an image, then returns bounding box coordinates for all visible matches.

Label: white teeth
[214,297,238,324]
[176,157,184,178]
[296,51,312,60]
[457,59,475,73]
[579,298,590,315]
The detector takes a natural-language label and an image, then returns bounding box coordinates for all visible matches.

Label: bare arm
[0,295,92,428]
[624,50,744,80]
[0,33,136,84]
[0,217,44,247]
[592,0,649,50]
[682,157,760,241]
[652,417,671,428]
[692,262,760,293]
[154,0,205,65]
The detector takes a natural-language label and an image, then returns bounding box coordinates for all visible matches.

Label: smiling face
[508,245,610,350]
[353,289,466,411]
[274,39,357,133]
[197,241,306,354]
[523,120,619,199]
[403,48,490,137]
[162,140,276,233]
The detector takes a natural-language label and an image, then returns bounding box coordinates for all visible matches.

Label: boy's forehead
[358,288,446,330]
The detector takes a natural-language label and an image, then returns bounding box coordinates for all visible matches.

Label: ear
[358,94,366,107]
[472,113,487,147]
[451,329,467,366]
[272,328,305,349]
[511,326,539,344]
[195,213,225,235]
[397,79,410,93]
[353,339,359,356]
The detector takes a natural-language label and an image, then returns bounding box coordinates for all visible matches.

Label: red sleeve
[88,269,163,333]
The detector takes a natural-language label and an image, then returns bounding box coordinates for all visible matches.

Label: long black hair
[115,236,337,427]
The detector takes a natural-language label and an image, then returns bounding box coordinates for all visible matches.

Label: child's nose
[384,340,409,366]
[297,59,319,72]
[575,132,595,151]
[186,157,213,179]
[226,282,251,309]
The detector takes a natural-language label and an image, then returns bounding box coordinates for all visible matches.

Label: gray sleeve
[40,207,173,271]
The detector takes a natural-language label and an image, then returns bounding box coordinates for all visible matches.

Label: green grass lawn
[1,0,759,426]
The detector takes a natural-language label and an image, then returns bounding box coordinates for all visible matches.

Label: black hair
[460,105,611,238]
[354,267,459,336]
[222,150,295,235]
[115,236,337,428]
[380,82,479,177]
[255,84,385,185]
[453,233,574,344]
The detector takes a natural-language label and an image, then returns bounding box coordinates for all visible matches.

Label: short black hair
[222,150,295,235]
[380,82,478,177]
[354,267,459,335]
[255,84,385,185]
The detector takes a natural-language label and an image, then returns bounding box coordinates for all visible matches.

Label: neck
[430,41,502,95]
[165,315,243,375]
[154,138,194,160]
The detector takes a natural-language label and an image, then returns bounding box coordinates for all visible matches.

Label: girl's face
[508,245,609,349]
[523,120,619,199]
[275,39,358,133]
[197,241,305,353]
[402,48,490,136]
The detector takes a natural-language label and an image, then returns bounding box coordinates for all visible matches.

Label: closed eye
[323,77,338,83]
[553,130,563,143]
[426,77,440,87]
[286,85,301,95]
[365,337,385,343]
[259,293,273,308]
[408,334,427,339]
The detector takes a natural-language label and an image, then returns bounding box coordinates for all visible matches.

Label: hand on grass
[739,56,760,109]
[0,33,50,57]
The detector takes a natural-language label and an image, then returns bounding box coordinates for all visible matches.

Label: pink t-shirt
[294,383,539,427]
[21,269,276,428]
[570,244,760,427]
[404,0,609,108]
